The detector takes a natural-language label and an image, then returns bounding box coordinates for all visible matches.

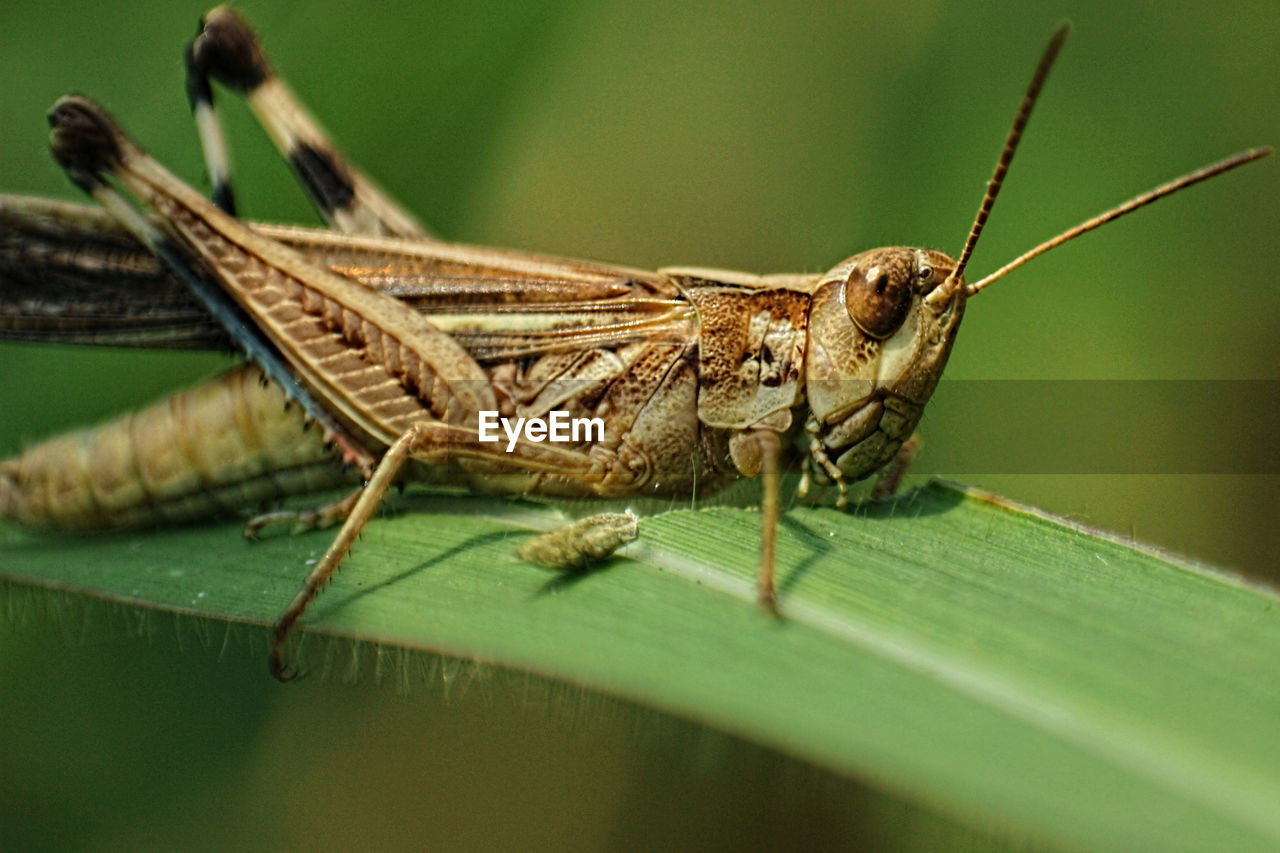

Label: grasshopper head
[796,24,1269,491]
[803,247,964,480]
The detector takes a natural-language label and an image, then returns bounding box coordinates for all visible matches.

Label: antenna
[966,146,1272,295]
[940,24,1070,299]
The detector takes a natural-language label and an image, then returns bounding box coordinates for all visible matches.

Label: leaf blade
[3,481,1278,851]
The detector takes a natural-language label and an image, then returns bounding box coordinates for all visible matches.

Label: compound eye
[844,259,913,339]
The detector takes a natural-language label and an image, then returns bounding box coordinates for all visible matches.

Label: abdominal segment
[0,365,354,531]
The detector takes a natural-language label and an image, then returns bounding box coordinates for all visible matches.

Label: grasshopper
[1,8,1269,679]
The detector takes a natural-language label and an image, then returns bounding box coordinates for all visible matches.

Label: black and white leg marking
[185,7,434,239]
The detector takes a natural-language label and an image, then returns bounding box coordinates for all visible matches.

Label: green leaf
[2,480,1277,851]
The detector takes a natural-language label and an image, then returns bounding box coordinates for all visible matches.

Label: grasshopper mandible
[0,8,1269,680]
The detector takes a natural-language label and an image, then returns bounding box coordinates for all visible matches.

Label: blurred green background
[1,0,1276,849]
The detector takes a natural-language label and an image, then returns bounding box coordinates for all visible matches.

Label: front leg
[729,428,784,613]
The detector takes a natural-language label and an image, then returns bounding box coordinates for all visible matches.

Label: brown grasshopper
[1,9,1269,679]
